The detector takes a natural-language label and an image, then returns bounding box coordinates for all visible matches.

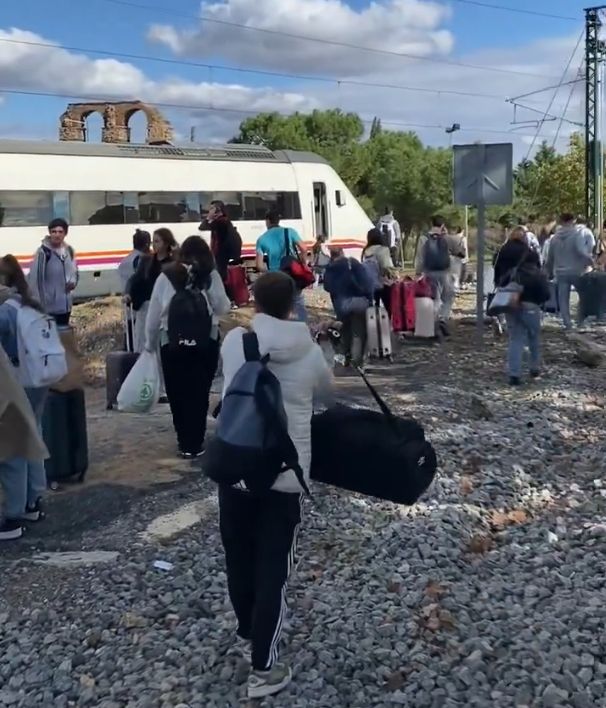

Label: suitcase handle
[123,304,135,353]
[354,366,397,427]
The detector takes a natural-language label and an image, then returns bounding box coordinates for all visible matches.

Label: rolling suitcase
[366,305,392,359]
[414,297,435,338]
[42,388,89,484]
[404,281,416,331]
[577,271,606,320]
[106,306,138,410]
[226,264,250,306]
[390,281,405,333]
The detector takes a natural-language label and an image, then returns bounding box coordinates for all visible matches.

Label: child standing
[218,272,333,699]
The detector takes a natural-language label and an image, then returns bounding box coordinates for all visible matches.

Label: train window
[52,192,70,221]
[0,191,53,227]
[138,192,195,223]
[123,192,140,224]
[241,191,301,220]
[199,192,243,221]
[335,190,345,207]
[71,192,127,225]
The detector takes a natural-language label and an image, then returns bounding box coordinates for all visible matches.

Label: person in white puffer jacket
[218,272,333,699]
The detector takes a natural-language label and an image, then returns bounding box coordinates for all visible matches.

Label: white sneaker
[247,662,292,699]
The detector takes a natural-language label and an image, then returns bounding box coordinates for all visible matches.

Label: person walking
[0,256,51,540]
[447,226,468,292]
[218,271,333,699]
[546,213,594,330]
[27,218,78,326]
[323,248,373,370]
[377,207,402,266]
[493,227,549,385]
[362,227,395,315]
[415,215,454,336]
[144,236,230,458]
[127,228,177,357]
[256,210,308,322]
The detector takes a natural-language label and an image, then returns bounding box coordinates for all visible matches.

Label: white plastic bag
[116,351,160,413]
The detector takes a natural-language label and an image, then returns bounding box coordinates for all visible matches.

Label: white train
[0,140,372,297]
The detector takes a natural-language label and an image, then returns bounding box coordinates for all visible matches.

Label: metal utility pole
[585,6,606,231]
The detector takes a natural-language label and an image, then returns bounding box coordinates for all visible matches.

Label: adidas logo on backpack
[7,300,68,388]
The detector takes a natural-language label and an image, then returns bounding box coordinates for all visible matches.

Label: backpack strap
[254,368,310,496]
[283,228,291,258]
[243,331,259,361]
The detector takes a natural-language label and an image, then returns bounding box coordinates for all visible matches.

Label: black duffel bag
[310,369,437,505]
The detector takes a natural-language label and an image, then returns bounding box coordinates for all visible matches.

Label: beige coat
[0,332,48,463]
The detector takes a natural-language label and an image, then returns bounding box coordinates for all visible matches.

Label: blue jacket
[323,257,373,319]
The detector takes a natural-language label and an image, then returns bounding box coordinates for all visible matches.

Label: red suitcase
[403,281,416,331]
[390,281,405,332]
[226,265,249,306]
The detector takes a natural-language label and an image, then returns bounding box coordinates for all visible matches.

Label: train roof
[0,139,328,164]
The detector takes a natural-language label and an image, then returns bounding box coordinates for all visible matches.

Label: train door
[313,182,330,238]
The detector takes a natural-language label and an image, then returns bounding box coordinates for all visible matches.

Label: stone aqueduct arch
[59,101,173,144]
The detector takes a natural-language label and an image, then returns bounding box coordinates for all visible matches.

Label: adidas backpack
[7,300,67,388]
[166,267,212,350]
[204,332,309,495]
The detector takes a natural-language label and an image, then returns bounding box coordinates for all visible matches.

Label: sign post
[453,143,513,336]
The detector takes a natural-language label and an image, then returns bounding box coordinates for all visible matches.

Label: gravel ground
[1,292,606,707]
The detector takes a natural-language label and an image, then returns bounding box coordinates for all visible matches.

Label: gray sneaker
[247,662,292,699]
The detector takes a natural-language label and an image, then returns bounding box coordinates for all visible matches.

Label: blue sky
[0,0,592,149]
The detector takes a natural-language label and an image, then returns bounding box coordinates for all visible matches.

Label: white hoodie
[220,313,333,494]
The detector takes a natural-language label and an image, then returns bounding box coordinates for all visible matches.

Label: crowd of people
[0,204,602,699]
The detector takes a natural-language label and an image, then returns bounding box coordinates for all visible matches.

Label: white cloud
[148,0,453,76]
[0,27,314,118]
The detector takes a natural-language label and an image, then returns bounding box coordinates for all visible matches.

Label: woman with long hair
[0,255,49,541]
[145,236,231,458]
[493,226,550,386]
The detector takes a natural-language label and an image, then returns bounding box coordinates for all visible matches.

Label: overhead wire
[0,37,514,103]
[0,87,557,140]
[523,29,585,163]
[95,0,563,80]
[446,0,575,21]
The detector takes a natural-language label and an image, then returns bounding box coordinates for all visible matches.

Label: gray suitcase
[366,306,392,360]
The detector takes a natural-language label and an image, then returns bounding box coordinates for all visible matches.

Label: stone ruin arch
[59,101,173,144]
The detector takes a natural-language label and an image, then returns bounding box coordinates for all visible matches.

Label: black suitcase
[42,388,89,483]
[577,271,606,320]
[310,369,437,505]
[106,306,139,409]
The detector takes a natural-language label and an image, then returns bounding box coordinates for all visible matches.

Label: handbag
[280,228,315,290]
[487,248,526,316]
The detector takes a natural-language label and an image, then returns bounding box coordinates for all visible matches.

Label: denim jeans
[340,311,367,367]
[0,387,48,519]
[556,274,582,329]
[505,308,541,378]
[292,292,308,323]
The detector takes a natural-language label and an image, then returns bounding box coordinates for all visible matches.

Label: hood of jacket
[550,225,592,275]
[41,237,72,260]
[251,313,315,365]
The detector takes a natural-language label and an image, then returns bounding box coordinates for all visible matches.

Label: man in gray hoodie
[546,213,594,329]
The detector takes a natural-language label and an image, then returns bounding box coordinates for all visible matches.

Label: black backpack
[166,267,212,350]
[423,234,450,271]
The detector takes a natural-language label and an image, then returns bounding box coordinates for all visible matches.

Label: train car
[0,140,371,297]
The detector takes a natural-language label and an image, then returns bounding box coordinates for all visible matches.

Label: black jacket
[128,253,173,310]
[493,240,549,306]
